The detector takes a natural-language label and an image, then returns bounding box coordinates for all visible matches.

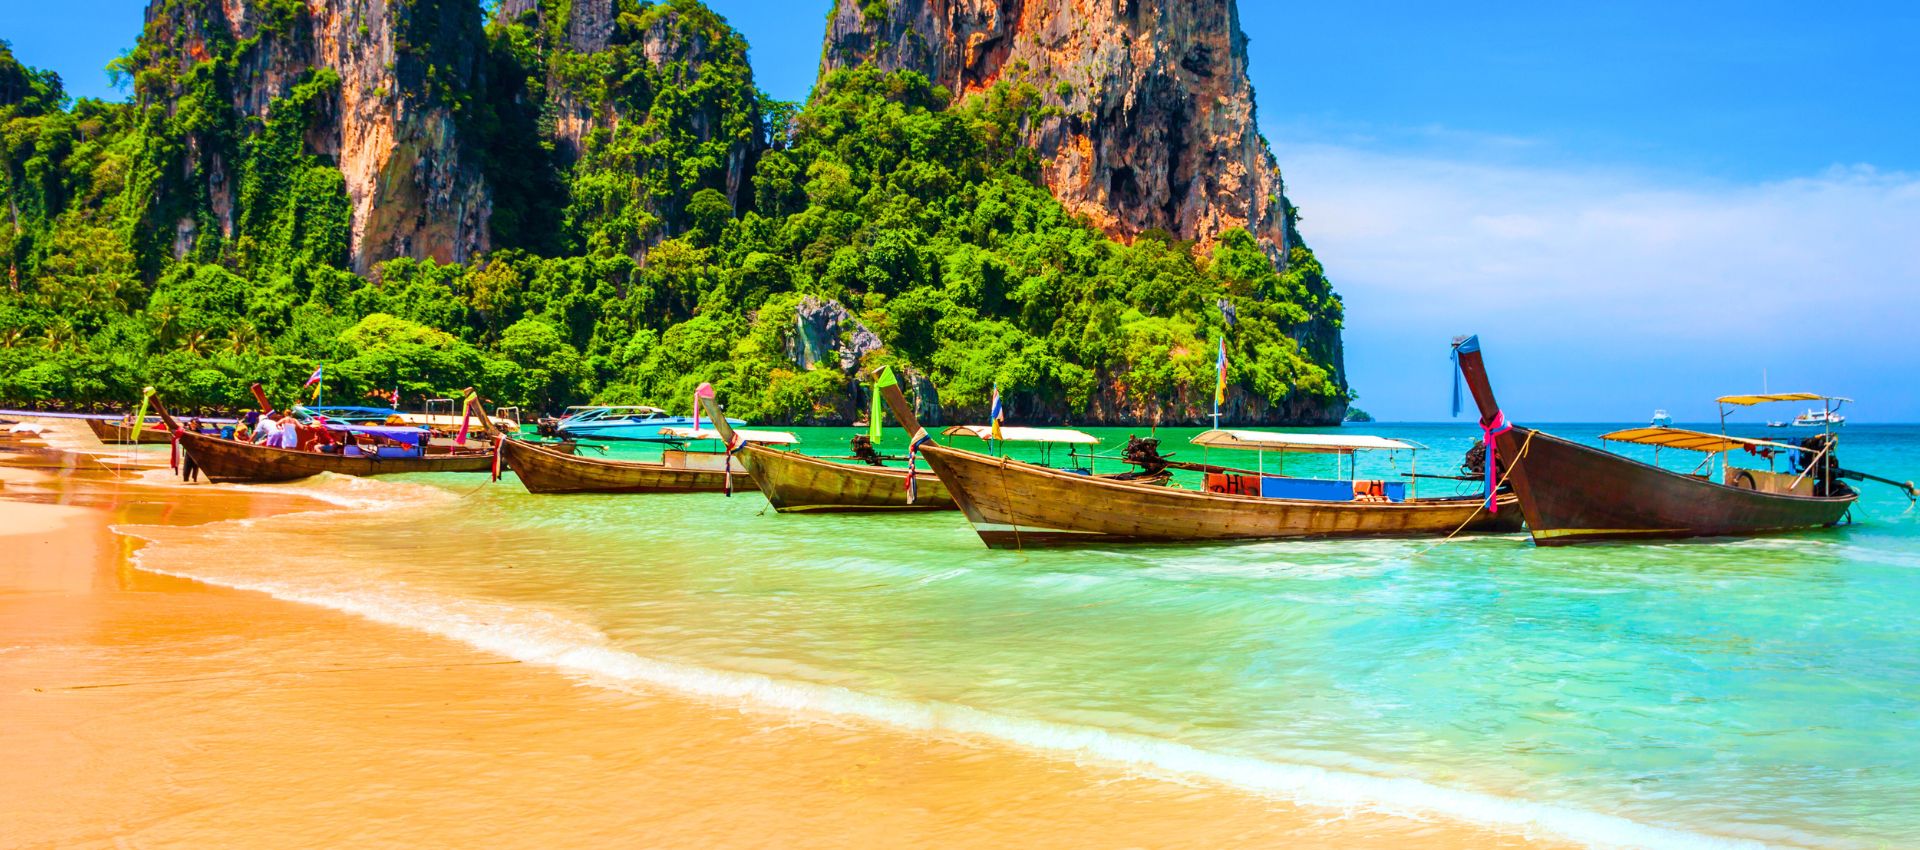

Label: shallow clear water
[121,423,1920,849]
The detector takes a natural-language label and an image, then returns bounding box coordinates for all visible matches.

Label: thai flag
[989,383,1004,441]
[303,366,323,387]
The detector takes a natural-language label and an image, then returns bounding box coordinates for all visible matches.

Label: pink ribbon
[1481,411,1513,512]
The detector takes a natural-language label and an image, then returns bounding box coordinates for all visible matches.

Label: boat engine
[1790,434,1853,497]
[1462,439,1488,477]
[1123,436,1172,474]
[849,435,887,467]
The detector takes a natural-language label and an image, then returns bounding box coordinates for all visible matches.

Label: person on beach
[181,419,203,482]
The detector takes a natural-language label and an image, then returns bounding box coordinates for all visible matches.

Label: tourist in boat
[252,414,280,446]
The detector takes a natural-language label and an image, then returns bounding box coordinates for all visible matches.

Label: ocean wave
[113,525,1830,850]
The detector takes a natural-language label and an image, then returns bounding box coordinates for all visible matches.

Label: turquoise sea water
[121,422,1920,849]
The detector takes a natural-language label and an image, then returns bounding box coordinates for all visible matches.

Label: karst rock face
[820,0,1291,265]
[496,0,765,252]
[139,0,493,272]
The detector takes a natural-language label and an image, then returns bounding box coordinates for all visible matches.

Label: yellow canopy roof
[1714,392,1849,407]
[941,425,1099,445]
[657,426,799,445]
[1191,429,1423,453]
[1599,427,1805,454]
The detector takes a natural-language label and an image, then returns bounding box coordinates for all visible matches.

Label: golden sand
[0,424,1567,849]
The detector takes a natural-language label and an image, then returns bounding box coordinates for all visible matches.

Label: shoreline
[0,420,1569,848]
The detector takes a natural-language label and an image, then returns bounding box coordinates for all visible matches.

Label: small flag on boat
[304,365,325,402]
[692,382,715,430]
[989,383,1004,441]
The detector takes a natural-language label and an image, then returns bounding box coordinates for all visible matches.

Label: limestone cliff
[818,0,1346,424]
[820,0,1290,265]
[133,0,493,273]
[493,0,765,256]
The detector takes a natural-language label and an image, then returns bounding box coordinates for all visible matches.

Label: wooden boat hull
[1455,339,1856,545]
[1488,425,1852,545]
[738,444,957,512]
[177,432,496,483]
[499,438,755,495]
[917,443,1524,548]
[87,418,172,444]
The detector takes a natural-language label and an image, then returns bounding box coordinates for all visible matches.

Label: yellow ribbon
[129,386,156,443]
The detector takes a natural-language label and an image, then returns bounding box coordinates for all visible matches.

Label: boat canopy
[1190,429,1423,454]
[1714,392,1850,407]
[567,405,667,414]
[657,426,799,445]
[941,425,1100,445]
[1599,427,1807,455]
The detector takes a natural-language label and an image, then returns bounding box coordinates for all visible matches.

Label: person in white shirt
[253,415,280,446]
[276,414,302,449]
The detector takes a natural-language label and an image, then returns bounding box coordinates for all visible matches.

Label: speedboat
[1650,409,1672,428]
[549,405,745,442]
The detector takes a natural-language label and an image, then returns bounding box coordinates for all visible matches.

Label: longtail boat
[152,397,499,483]
[695,396,1166,513]
[730,437,957,512]
[874,378,1521,548]
[87,417,174,444]
[1451,335,1865,545]
[497,429,790,495]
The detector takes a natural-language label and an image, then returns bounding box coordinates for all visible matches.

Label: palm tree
[224,323,261,355]
[180,330,210,356]
[39,320,73,351]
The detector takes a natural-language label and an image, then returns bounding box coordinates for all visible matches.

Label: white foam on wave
[123,467,462,513]
[112,523,1832,850]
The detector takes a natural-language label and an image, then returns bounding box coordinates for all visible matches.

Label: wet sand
[0,422,1566,849]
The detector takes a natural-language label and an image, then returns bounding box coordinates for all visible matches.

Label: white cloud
[1273,144,1920,420]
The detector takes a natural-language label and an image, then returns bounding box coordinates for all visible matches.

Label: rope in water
[1412,428,1536,558]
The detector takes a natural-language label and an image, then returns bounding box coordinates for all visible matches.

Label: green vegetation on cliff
[0,1,1346,423]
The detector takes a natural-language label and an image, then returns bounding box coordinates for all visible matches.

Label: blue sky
[4,1,1915,421]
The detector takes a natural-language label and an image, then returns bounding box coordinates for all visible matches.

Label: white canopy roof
[658,426,799,445]
[1191,429,1423,453]
[941,425,1100,445]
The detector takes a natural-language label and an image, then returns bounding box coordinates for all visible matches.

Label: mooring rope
[1412,428,1535,558]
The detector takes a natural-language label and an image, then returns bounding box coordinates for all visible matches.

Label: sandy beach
[0,420,1565,849]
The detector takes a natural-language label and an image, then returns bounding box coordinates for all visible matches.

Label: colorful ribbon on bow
[491,434,506,482]
[1480,411,1513,512]
[905,430,930,505]
[130,386,155,444]
[719,430,745,497]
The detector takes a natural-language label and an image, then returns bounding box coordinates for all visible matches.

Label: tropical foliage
[0,1,1345,422]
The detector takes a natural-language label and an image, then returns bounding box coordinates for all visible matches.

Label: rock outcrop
[136,0,493,273]
[820,0,1291,265]
[494,0,765,254]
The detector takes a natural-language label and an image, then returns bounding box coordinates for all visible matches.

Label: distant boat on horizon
[1793,408,1846,427]
[1650,409,1673,428]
